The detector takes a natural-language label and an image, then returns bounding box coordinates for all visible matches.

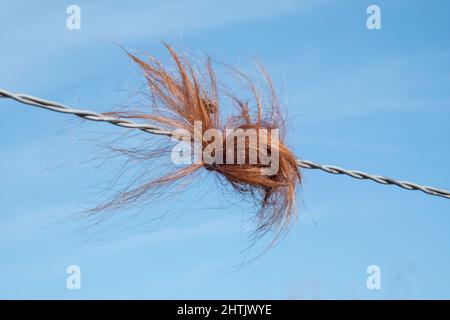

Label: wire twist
[0,89,172,137]
[1,88,449,200]
[297,160,450,199]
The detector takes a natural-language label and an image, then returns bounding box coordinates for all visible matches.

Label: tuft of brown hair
[99,43,301,241]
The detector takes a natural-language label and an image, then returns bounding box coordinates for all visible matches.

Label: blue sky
[1,0,450,299]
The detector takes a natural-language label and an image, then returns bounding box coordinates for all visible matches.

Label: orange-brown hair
[97,43,301,241]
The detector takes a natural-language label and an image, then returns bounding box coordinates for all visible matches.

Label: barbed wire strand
[1,88,449,200]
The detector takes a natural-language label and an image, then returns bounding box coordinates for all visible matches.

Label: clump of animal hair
[92,43,301,241]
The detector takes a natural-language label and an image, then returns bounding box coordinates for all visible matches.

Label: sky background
[1,0,450,299]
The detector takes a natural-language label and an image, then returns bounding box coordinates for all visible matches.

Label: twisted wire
[0,89,172,137]
[1,88,449,200]
[297,160,450,199]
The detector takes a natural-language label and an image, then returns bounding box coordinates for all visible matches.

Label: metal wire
[1,88,449,200]
[0,89,172,137]
[297,160,450,199]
